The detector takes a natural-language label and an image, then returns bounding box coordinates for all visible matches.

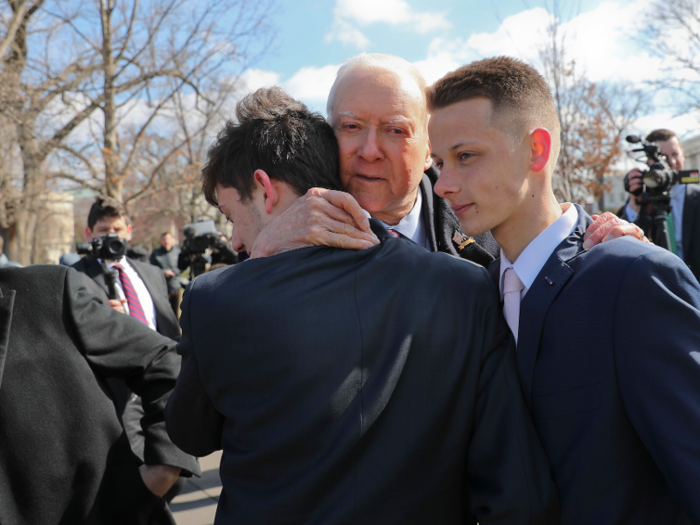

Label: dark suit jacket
[0,265,200,525]
[166,221,557,524]
[72,256,180,341]
[422,166,500,266]
[150,246,184,292]
[620,183,700,281]
[490,205,700,524]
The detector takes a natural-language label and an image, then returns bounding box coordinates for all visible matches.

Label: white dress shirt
[102,257,158,331]
[499,203,579,303]
[375,190,431,250]
[625,184,684,260]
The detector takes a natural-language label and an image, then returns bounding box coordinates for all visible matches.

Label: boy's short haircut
[87,196,131,231]
[201,87,342,206]
[428,56,560,155]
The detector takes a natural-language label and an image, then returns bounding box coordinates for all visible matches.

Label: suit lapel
[0,287,16,389]
[419,173,439,252]
[84,258,110,296]
[511,205,590,408]
[682,185,699,258]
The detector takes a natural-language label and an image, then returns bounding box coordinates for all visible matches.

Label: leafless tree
[0,0,271,264]
[644,0,700,115]
[538,4,647,209]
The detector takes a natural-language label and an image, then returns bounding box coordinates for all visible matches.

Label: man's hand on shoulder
[139,464,181,497]
[583,211,650,250]
[249,188,380,259]
[107,298,127,314]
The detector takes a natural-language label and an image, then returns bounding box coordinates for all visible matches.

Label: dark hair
[201,87,342,206]
[645,129,679,144]
[87,196,130,230]
[428,56,560,144]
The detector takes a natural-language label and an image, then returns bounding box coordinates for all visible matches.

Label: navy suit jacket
[490,205,700,524]
[167,221,557,524]
[620,183,700,281]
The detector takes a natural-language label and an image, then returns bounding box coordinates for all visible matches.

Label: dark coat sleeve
[468,272,559,524]
[613,249,700,522]
[165,281,224,456]
[64,268,200,476]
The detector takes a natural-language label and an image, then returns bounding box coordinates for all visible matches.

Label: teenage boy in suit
[429,56,700,525]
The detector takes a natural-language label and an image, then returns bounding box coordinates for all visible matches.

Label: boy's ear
[529,128,552,173]
[254,169,279,215]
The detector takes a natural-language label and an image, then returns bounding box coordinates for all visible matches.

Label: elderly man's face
[331,69,432,225]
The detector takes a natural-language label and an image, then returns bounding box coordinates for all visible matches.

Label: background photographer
[150,232,185,316]
[621,129,700,280]
[71,196,188,502]
[177,220,237,278]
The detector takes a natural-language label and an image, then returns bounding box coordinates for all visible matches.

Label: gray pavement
[172,451,222,525]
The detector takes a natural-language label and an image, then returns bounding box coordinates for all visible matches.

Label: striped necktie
[112,263,148,326]
[387,228,403,239]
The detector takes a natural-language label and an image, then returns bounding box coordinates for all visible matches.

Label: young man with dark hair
[166,86,558,524]
[429,56,700,524]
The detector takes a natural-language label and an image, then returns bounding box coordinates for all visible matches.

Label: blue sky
[238,0,695,138]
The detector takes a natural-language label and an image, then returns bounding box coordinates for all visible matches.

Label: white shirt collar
[376,191,430,249]
[499,203,579,298]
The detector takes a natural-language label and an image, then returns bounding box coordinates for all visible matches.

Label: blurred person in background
[150,232,185,316]
[72,196,188,501]
[619,128,700,280]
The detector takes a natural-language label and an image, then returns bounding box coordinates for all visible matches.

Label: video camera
[625,135,700,250]
[181,220,220,255]
[625,135,699,196]
[179,220,237,278]
[76,233,128,261]
[75,233,128,300]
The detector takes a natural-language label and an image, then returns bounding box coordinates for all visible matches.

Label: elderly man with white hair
[247,53,641,261]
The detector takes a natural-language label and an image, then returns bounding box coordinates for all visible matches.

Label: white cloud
[324,19,370,49]
[414,0,660,88]
[282,64,341,113]
[231,64,341,115]
[325,0,449,48]
[240,68,282,92]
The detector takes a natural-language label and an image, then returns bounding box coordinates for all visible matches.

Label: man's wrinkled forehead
[333,67,428,124]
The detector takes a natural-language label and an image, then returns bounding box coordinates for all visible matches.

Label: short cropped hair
[202,87,342,206]
[87,196,130,230]
[646,129,680,144]
[326,53,428,127]
[428,56,560,156]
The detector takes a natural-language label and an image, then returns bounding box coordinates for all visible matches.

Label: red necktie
[112,263,148,326]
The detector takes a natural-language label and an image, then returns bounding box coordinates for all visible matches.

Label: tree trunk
[101,0,120,201]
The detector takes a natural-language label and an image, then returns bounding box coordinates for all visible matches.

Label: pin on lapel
[452,229,474,251]
[545,276,554,286]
